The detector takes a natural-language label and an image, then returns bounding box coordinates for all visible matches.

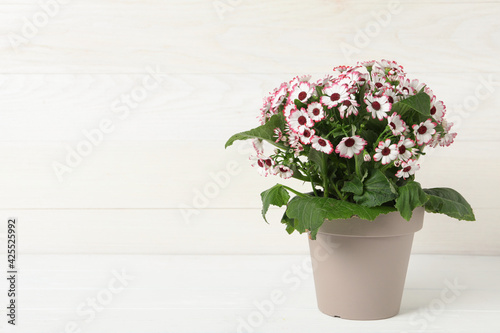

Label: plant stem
[330,181,344,200]
[374,126,390,147]
[281,185,308,198]
[320,153,330,198]
[354,153,363,179]
[311,183,318,197]
[322,178,329,198]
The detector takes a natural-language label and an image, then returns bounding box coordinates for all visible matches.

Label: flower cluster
[252,60,456,187]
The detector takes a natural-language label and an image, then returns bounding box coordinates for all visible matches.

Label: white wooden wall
[0,0,498,255]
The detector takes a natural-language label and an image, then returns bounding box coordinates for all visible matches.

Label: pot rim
[315,207,425,238]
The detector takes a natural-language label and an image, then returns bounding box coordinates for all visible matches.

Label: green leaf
[260,184,290,223]
[286,196,396,239]
[225,114,286,149]
[308,147,324,169]
[341,176,363,195]
[395,181,428,221]
[281,212,296,234]
[392,92,431,117]
[423,188,476,221]
[353,169,398,207]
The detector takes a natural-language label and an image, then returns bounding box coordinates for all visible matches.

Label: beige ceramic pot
[308,207,424,320]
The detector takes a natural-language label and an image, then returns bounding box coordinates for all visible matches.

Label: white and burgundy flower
[365,94,392,120]
[287,108,313,134]
[288,132,301,148]
[430,97,446,122]
[274,165,293,179]
[396,159,420,179]
[335,135,367,159]
[316,74,334,87]
[283,102,297,118]
[413,119,437,145]
[424,86,435,101]
[410,79,425,93]
[333,65,354,74]
[299,128,315,145]
[270,82,289,109]
[252,138,264,155]
[376,59,405,76]
[289,75,312,88]
[289,81,314,104]
[438,119,456,147]
[273,128,283,143]
[363,153,372,162]
[258,97,272,124]
[311,136,334,154]
[373,139,398,165]
[397,78,414,97]
[387,112,408,135]
[250,155,274,177]
[396,137,415,161]
[370,73,390,91]
[338,99,359,118]
[338,71,361,91]
[321,84,350,109]
[306,102,325,121]
[359,60,376,69]
[383,87,400,104]
[439,132,457,147]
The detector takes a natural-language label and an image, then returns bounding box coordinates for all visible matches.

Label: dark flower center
[372,101,381,111]
[418,126,427,134]
[375,82,383,88]
[430,106,436,115]
[303,129,311,138]
[298,91,307,101]
[390,122,396,129]
[313,108,320,116]
[388,96,394,104]
[343,100,351,107]
[257,160,264,167]
[279,166,288,173]
[318,139,326,147]
[398,145,406,154]
[403,166,412,172]
[298,116,307,125]
[345,138,355,147]
[265,159,272,167]
[330,93,340,102]
[381,147,391,156]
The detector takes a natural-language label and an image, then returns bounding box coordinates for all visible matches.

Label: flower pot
[308,207,424,320]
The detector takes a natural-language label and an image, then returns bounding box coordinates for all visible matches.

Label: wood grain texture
[0,207,497,255]
[0,2,498,73]
[0,254,499,332]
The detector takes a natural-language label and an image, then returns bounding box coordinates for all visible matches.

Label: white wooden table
[1,254,499,333]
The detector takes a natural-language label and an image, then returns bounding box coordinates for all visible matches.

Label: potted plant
[225,60,475,320]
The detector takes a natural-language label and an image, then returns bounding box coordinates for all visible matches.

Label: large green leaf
[260,184,290,223]
[392,91,431,117]
[225,114,286,149]
[423,188,475,221]
[395,181,428,221]
[286,196,396,239]
[341,176,363,195]
[353,169,398,207]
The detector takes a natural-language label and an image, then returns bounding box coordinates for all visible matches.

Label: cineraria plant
[225,60,475,239]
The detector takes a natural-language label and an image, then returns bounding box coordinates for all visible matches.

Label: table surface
[1,254,499,333]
